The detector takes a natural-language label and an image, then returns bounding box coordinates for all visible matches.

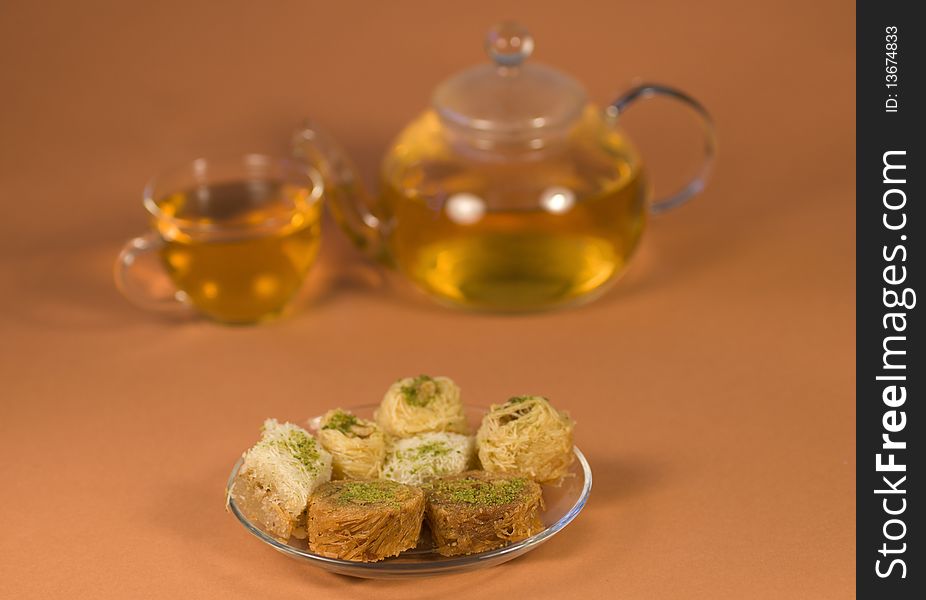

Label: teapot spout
[292,120,385,258]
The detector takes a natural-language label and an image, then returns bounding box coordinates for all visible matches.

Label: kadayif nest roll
[231,419,332,540]
[476,396,574,484]
[317,409,387,480]
[307,480,425,562]
[375,375,468,437]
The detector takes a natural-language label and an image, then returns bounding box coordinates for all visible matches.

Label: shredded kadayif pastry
[317,409,387,479]
[476,395,574,484]
[232,419,332,540]
[374,375,468,437]
[307,480,425,561]
[425,470,544,556]
[381,432,474,485]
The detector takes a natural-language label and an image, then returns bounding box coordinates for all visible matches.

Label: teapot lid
[433,23,587,143]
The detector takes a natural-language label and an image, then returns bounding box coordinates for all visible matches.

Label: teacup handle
[607,83,716,214]
[114,232,190,312]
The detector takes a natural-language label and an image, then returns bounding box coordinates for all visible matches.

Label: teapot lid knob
[432,22,586,143]
[485,22,534,67]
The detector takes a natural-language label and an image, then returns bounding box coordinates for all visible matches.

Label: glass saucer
[225,404,592,578]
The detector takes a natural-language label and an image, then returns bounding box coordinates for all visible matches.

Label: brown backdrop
[0,1,854,598]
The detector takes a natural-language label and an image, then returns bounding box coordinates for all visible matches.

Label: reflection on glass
[539,186,576,214]
[445,193,486,225]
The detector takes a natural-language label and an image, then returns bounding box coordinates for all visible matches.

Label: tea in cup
[115,155,324,324]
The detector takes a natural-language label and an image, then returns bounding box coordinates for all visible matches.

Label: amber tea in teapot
[296,22,715,312]
[379,110,646,309]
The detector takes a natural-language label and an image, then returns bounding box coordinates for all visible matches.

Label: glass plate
[225,404,592,578]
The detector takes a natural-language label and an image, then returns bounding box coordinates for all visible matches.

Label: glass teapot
[295,23,715,312]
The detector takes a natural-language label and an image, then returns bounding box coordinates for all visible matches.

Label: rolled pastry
[308,480,425,562]
[381,432,474,486]
[476,396,574,484]
[317,409,387,480]
[425,471,544,556]
[375,375,468,437]
[232,419,332,540]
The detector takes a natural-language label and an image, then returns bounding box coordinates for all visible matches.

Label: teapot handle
[607,83,716,214]
[292,121,386,260]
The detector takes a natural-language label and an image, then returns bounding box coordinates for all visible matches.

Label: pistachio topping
[322,410,359,435]
[337,481,399,505]
[507,395,534,405]
[499,396,538,424]
[430,477,527,506]
[401,375,439,407]
[267,430,321,473]
[413,441,451,458]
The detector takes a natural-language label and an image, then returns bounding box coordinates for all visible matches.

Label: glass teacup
[115,155,324,324]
